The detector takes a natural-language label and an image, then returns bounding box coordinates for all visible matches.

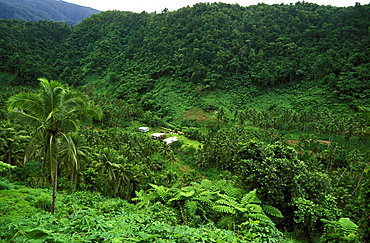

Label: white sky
[64,0,369,13]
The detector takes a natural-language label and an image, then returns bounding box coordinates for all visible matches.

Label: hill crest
[0,0,100,25]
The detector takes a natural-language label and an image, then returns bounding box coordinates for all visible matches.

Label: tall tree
[7,78,102,212]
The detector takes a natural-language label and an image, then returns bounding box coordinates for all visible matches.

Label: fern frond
[185,200,198,216]
[246,213,271,222]
[198,190,219,198]
[217,193,238,202]
[235,206,249,213]
[213,205,236,214]
[216,215,236,229]
[245,204,263,213]
[168,195,182,204]
[132,190,154,208]
[241,189,262,205]
[150,184,170,201]
[133,190,146,201]
[215,179,228,189]
[215,198,240,208]
[195,196,215,207]
[225,187,245,198]
[262,205,283,218]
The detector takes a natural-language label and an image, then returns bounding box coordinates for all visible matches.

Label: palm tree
[94,148,125,183]
[94,147,138,198]
[7,78,102,212]
[59,132,92,192]
[0,121,29,178]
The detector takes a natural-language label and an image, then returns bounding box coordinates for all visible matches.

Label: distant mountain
[0,0,100,25]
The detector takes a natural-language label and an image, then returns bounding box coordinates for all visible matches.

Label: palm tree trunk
[7,151,11,180]
[51,167,58,213]
[70,167,75,193]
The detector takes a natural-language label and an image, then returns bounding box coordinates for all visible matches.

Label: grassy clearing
[182,108,214,121]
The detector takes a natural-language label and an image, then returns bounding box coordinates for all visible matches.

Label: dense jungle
[0,2,369,242]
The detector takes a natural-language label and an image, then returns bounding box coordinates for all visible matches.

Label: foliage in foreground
[0,180,258,242]
[7,78,103,213]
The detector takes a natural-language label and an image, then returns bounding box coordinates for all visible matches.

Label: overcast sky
[64,0,368,13]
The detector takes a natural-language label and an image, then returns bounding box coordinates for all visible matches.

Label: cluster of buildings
[139,127,179,145]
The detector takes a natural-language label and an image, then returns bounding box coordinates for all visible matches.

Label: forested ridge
[0,0,100,25]
[0,2,369,242]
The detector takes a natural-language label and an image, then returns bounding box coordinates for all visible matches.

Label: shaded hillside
[0,0,100,25]
[59,3,370,108]
[0,2,369,117]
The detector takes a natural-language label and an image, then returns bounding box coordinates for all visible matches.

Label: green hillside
[0,0,100,25]
[0,2,369,242]
[1,2,369,117]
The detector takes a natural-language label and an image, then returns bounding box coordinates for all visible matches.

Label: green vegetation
[0,0,100,25]
[0,2,369,242]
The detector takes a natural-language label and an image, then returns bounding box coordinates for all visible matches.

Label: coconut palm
[94,147,139,198]
[0,121,29,178]
[7,78,102,212]
[59,132,92,192]
[94,148,125,183]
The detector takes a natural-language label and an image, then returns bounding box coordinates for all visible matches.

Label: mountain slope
[0,0,100,24]
[57,3,369,108]
[0,2,369,121]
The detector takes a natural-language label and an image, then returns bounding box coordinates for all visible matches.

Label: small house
[163,136,179,145]
[139,127,150,132]
[151,133,166,139]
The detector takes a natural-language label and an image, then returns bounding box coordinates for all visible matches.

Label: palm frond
[24,132,44,165]
[59,132,78,168]
[7,93,43,125]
